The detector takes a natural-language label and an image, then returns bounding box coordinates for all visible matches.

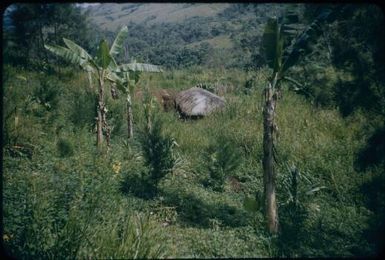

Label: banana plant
[259,7,338,234]
[44,26,129,150]
[111,61,162,139]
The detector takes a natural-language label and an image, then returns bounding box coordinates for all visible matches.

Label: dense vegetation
[97,3,287,69]
[2,3,384,258]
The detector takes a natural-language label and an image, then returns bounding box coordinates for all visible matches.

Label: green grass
[2,65,379,258]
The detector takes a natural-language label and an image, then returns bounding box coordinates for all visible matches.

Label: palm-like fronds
[261,17,283,74]
[109,26,129,58]
[44,44,86,66]
[96,40,112,69]
[116,62,163,73]
[63,38,93,60]
[261,7,337,78]
[281,8,334,73]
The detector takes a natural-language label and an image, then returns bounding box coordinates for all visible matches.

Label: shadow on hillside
[120,172,251,228]
[161,189,251,228]
[119,172,157,200]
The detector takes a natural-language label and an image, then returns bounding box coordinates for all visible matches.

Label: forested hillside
[83,3,289,69]
[2,3,385,258]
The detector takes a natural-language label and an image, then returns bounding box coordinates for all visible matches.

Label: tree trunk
[127,94,134,139]
[96,71,105,149]
[263,78,279,234]
[96,107,103,148]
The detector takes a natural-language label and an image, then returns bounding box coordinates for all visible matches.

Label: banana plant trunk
[127,93,134,139]
[96,108,103,149]
[263,73,279,234]
[96,71,105,150]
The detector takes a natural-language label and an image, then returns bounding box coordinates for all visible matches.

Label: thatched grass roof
[175,87,225,117]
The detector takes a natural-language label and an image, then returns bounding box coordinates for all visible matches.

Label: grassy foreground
[2,65,377,258]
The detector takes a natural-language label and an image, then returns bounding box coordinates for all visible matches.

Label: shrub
[56,138,74,157]
[204,135,242,191]
[139,116,176,191]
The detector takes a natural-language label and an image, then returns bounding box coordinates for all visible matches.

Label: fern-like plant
[139,116,176,192]
[204,136,242,191]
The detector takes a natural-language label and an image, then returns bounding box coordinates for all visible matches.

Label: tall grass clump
[81,212,167,259]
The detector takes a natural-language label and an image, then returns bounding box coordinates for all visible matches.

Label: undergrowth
[2,65,380,258]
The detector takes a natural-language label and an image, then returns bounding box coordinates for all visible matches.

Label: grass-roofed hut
[175,87,225,118]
